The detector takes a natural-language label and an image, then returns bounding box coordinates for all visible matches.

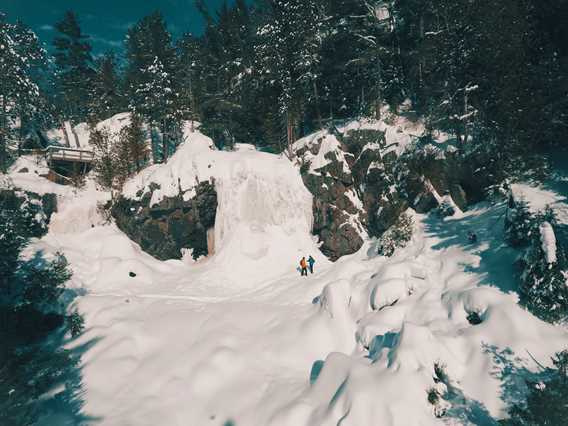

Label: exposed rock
[18,167,29,173]
[295,122,496,260]
[295,132,366,260]
[112,181,217,260]
[296,127,410,259]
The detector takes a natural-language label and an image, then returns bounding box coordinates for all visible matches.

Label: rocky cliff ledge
[112,181,217,260]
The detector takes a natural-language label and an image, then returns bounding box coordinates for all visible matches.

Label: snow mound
[4,155,74,196]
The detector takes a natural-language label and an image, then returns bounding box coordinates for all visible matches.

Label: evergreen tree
[125,12,179,162]
[0,198,84,425]
[88,52,124,122]
[130,56,178,162]
[0,14,47,171]
[507,350,568,425]
[518,208,568,323]
[90,126,118,193]
[254,0,325,149]
[53,11,95,123]
[176,33,203,127]
[121,113,148,173]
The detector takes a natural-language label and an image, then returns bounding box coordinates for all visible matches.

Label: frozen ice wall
[124,126,327,287]
[211,150,322,286]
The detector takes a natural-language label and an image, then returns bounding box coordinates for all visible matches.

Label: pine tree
[53,11,95,124]
[0,14,46,171]
[518,208,568,323]
[90,126,117,194]
[126,12,179,162]
[176,34,203,126]
[88,52,123,122]
[254,0,325,149]
[121,114,148,173]
[130,56,177,162]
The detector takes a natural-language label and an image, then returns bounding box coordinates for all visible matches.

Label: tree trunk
[312,80,323,129]
[61,122,71,147]
[0,95,7,172]
[162,120,168,163]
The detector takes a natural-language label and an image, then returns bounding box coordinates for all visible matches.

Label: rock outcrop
[295,116,492,260]
[112,181,217,260]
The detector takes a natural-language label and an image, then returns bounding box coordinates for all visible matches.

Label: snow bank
[2,155,75,196]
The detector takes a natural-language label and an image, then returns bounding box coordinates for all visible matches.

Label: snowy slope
[29,194,568,426]
[7,123,568,425]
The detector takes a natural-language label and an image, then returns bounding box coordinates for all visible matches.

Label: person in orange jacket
[300,257,308,276]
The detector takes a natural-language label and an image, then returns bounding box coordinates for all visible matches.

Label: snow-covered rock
[119,124,324,286]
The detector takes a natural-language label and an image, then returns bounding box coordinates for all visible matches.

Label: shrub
[517,209,568,323]
[437,200,456,217]
[506,350,568,425]
[377,213,414,257]
[466,311,483,325]
[0,196,85,423]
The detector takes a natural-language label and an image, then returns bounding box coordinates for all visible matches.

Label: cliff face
[112,181,217,261]
[109,116,493,263]
[294,118,489,260]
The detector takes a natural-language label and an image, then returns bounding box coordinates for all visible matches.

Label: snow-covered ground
[4,129,568,425]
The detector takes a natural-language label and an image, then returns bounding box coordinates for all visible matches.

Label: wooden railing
[45,146,95,163]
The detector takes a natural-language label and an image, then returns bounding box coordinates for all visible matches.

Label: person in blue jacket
[307,255,316,274]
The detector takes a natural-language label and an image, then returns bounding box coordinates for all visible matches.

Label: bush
[377,213,414,257]
[506,350,568,425]
[505,196,534,247]
[437,200,456,217]
[517,209,568,323]
[0,197,85,423]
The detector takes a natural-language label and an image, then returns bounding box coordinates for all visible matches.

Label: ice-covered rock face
[214,154,313,251]
[119,126,324,285]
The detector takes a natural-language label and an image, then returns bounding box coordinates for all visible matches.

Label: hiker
[307,255,316,274]
[467,231,478,243]
[300,257,308,277]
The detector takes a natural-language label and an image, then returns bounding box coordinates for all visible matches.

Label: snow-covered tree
[88,52,124,123]
[126,12,179,162]
[255,0,325,149]
[505,195,534,247]
[53,11,95,123]
[0,14,46,171]
[130,56,178,162]
[518,209,568,323]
